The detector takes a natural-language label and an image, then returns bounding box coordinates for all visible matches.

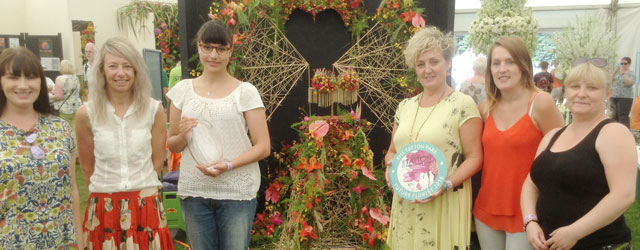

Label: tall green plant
[551,14,618,80]
[468,0,538,55]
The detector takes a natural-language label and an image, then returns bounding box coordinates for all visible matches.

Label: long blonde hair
[87,37,151,123]
[485,36,537,109]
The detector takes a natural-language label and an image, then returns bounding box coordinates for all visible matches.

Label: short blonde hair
[59,60,75,75]
[404,26,455,69]
[563,62,612,90]
[88,37,151,123]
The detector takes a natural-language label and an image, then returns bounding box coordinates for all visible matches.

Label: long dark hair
[0,47,53,115]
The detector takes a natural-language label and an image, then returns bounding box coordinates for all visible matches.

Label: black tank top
[530,119,631,249]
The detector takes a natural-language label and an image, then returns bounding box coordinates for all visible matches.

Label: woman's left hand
[545,226,579,250]
[196,162,226,177]
[411,188,444,204]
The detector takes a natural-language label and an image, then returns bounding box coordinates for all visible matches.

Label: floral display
[117,1,180,72]
[468,0,538,55]
[337,70,360,91]
[550,14,618,81]
[280,0,369,39]
[374,0,425,44]
[311,68,338,94]
[251,112,390,249]
[80,23,95,61]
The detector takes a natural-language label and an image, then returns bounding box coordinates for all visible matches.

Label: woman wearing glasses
[473,37,564,250]
[521,58,636,250]
[166,20,270,250]
[0,47,82,248]
[610,57,636,127]
[75,37,173,249]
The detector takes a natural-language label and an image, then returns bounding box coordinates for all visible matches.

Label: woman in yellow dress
[384,26,483,249]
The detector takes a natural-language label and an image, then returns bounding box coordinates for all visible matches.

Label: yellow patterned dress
[387,91,480,250]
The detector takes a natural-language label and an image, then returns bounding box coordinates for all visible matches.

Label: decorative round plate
[390,142,447,200]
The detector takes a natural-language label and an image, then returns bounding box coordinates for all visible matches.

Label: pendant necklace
[409,88,447,143]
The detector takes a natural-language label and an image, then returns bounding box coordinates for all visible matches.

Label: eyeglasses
[198,43,232,55]
[572,57,608,68]
[621,62,629,65]
[25,132,44,159]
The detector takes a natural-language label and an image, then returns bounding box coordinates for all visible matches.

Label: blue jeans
[180,197,257,250]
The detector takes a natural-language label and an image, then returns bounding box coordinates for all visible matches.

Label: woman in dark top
[520,58,637,250]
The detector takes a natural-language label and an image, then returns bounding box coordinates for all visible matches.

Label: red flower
[352,183,368,194]
[265,180,283,203]
[340,154,351,167]
[300,220,318,240]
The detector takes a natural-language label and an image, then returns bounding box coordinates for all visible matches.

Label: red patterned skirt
[83,188,174,250]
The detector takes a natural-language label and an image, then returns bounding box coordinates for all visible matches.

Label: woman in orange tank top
[473,37,564,250]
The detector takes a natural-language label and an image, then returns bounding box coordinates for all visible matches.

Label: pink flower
[352,183,368,194]
[412,13,426,28]
[369,208,389,226]
[308,120,329,139]
[361,166,377,181]
[270,212,283,225]
[208,13,216,20]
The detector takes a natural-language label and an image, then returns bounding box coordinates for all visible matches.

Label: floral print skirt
[82,188,174,250]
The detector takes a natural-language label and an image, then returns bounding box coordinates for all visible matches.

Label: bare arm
[70,159,84,248]
[151,104,167,175]
[520,128,559,250]
[167,103,197,153]
[546,123,637,249]
[622,72,635,86]
[75,105,95,188]
[531,92,564,134]
[52,79,64,101]
[446,117,483,188]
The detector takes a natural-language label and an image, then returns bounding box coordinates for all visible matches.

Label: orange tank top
[473,96,543,232]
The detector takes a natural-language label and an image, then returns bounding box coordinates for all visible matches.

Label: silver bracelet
[226,161,233,171]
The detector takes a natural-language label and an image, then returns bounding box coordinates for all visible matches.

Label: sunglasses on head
[572,57,608,68]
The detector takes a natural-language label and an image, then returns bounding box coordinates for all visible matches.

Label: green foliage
[533,32,557,66]
[551,14,618,80]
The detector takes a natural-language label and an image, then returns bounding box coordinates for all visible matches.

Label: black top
[530,119,631,250]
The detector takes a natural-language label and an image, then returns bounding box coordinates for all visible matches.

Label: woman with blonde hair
[75,36,173,249]
[521,58,635,250]
[473,36,564,250]
[51,59,82,129]
[384,26,483,249]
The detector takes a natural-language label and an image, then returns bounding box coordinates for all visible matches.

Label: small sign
[41,57,60,71]
[389,142,447,201]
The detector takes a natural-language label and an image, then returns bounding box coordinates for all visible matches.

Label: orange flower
[341,130,355,141]
[306,157,323,172]
[353,158,365,170]
[340,154,352,167]
[297,157,308,170]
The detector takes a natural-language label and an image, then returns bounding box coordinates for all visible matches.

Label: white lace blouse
[86,98,162,193]
[166,79,264,200]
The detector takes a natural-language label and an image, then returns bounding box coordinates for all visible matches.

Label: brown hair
[485,36,537,109]
[0,47,52,115]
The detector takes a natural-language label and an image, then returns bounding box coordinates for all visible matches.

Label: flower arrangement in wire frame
[337,70,360,91]
[312,68,338,94]
[550,13,618,81]
[252,112,390,249]
[468,0,538,55]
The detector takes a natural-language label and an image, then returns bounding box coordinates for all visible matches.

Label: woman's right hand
[526,222,549,250]
[179,116,198,140]
[384,154,393,190]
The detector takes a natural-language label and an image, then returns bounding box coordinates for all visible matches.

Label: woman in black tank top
[520,59,637,250]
